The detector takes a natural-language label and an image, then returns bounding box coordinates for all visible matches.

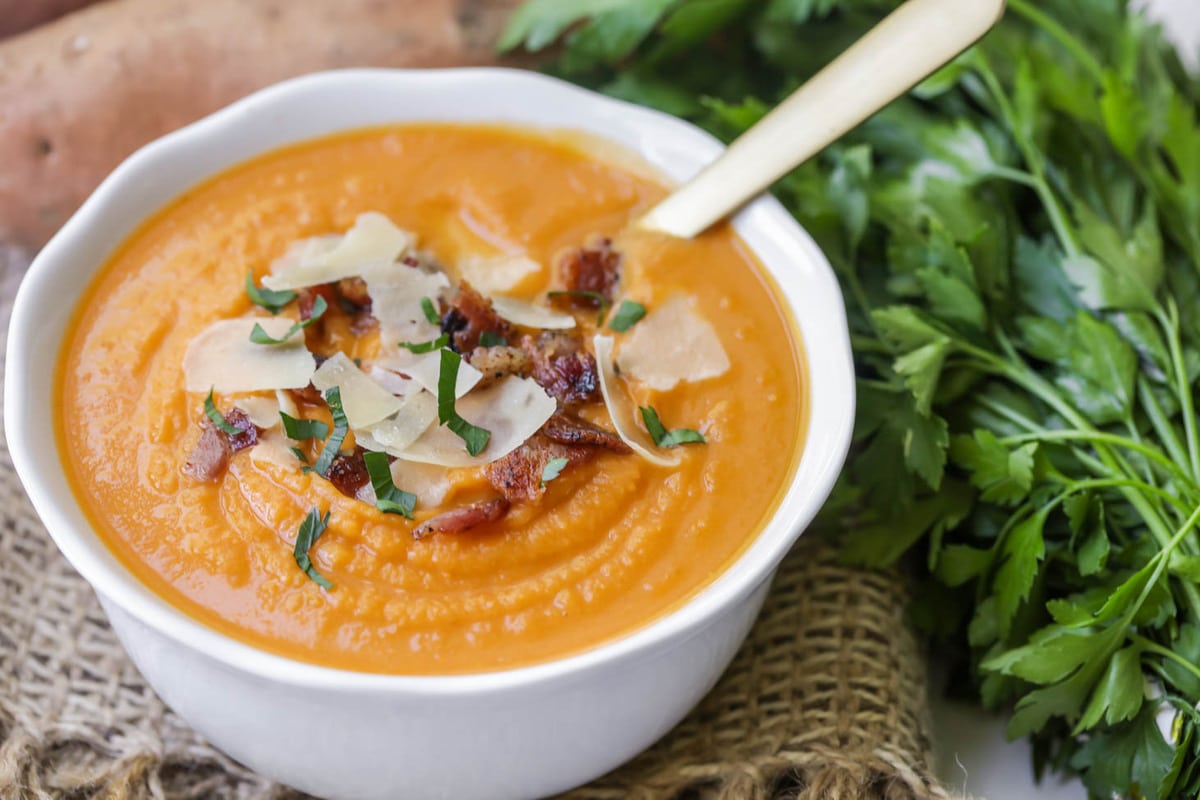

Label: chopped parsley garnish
[362,451,417,518]
[244,268,297,315]
[437,349,491,457]
[293,507,333,589]
[607,300,646,332]
[398,334,450,354]
[541,456,569,487]
[479,331,508,348]
[548,290,610,325]
[420,296,440,325]
[279,412,330,441]
[203,388,241,435]
[310,386,349,476]
[289,446,315,474]
[640,406,706,448]
[249,295,327,345]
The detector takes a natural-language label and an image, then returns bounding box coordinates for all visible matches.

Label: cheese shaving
[395,376,556,467]
[490,296,576,330]
[594,335,679,467]
[616,295,730,391]
[360,391,439,454]
[248,429,301,470]
[362,262,450,342]
[310,352,405,429]
[389,460,452,508]
[262,213,414,291]
[368,365,418,397]
[457,254,542,294]
[233,395,282,429]
[374,348,481,398]
[183,318,315,393]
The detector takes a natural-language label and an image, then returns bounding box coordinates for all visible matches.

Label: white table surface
[929,3,1196,797]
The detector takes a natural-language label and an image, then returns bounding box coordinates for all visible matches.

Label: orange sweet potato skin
[0,0,522,250]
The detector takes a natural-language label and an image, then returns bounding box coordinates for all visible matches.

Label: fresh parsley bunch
[504,1,1200,796]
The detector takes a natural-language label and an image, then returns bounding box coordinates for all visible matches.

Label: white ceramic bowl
[4,68,854,800]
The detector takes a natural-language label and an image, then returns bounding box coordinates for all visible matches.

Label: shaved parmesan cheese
[390,460,452,508]
[457,254,541,294]
[263,213,414,291]
[183,318,315,393]
[374,348,481,398]
[249,429,301,470]
[368,364,418,397]
[233,395,282,429]
[276,389,299,421]
[361,391,439,454]
[616,296,730,391]
[490,296,576,330]
[362,262,450,342]
[311,352,405,429]
[594,335,679,467]
[396,376,556,467]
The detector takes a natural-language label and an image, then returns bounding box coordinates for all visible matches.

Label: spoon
[637,0,1007,239]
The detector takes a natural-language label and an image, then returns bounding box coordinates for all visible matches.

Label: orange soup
[57,125,806,674]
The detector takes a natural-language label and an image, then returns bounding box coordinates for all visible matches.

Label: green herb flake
[607,300,646,332]
[397,334,450,354]
[362,451,417,518]
[420,296,440,325]
[244,268,297,314]
[640,406,705,448]
[249,295,327,345]
[479,331,508,348]
[203,388,241,436]
[310,386,349,477]
[437,349,491,456]
[293,507,333,589]
[279,412,331,441]
[541,456,569,487]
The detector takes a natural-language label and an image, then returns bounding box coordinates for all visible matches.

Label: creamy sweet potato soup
[57,124,807,674]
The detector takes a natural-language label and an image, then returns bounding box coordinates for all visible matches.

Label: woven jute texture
[0,244,948,800]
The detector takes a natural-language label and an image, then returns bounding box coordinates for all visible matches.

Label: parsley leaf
[436,349,491,456]
[279,412,330,441]
[479,331,508,348]
[362,451,416,518]
[249,295,327,345]
[639,406,705,448]
[420,296,440,325]
[607,300,646,332]
[203,389,241,436]
[311,387,349,477]
[398,334,450,354]
[244,269,296,314]
[541,456,569,487]
[293,508,333,589]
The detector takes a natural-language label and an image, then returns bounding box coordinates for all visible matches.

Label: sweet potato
[0,0,104,38]
[0,0,524,250]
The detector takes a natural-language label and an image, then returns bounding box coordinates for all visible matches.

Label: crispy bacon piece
[466,345,533,388]
[337,277,371,310]
[183,408,259,481]
[298,284,338,321]
[554,236,621,303]
[413,498,511,540]
[485,434,594,503]
[441,281,512,353]
[541,411,631,454]
[521,332,599,406]
[326,446,370,499]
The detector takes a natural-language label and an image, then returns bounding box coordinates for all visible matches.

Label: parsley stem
[1040,476,1193,518]
[1007,0,1107,85]
[1158,302,1200,483]
[1132,634,1200,685]
[998,430,1196,496]
[1137,379,1193,483]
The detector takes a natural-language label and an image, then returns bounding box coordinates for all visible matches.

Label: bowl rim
[4,67,855,695]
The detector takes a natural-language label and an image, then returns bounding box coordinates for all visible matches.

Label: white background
[931,3,1197,797]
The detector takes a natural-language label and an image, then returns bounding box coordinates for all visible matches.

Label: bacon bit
[337,277,371,310]
[183,408,259,481]
[466,345,533,388]
[298,284,338,321]
[554,236,621,304]
[541,411,631,454]
[287,383,325,406]
[485,434,594,502]
[326,446,370,498]
[441,281,512,353]
[521,332,599,406]
[413,498,511,540]
[183,424,231,481]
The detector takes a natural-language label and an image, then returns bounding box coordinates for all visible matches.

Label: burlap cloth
[0,244,949,800]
